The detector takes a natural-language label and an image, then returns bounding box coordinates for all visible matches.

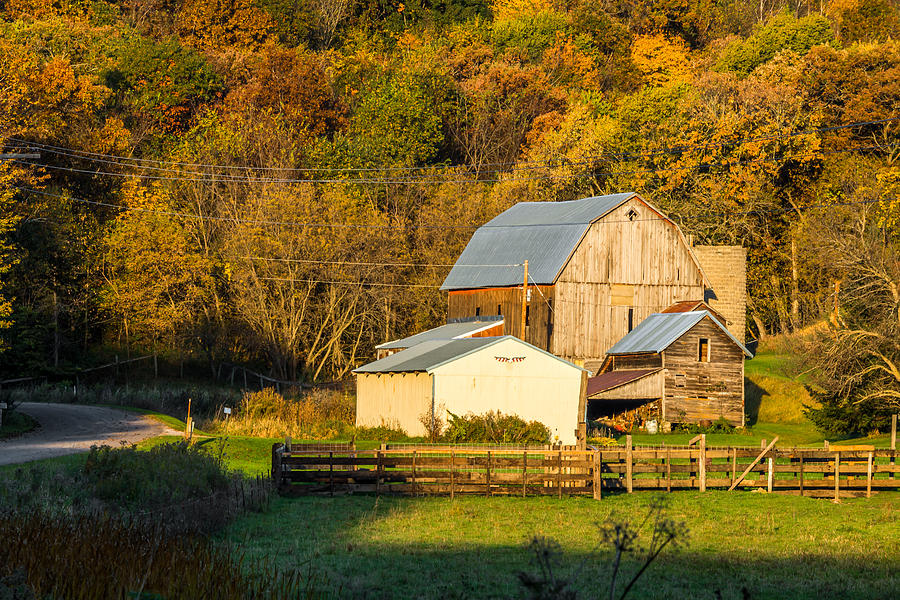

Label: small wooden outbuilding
[375,317,503,360]
[587,310,752,429]
[354,335,585,444]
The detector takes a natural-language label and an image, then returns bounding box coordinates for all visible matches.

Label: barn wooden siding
[447,285,555,351]
[447,198,707,368]
[661,319,745,425]
[590,371,663,400]
[554,199,706,367]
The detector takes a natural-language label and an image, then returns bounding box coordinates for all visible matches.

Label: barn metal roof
[606,311,752,357]
[376,317,504,350]
[440,193,637,290]
[586,369,661,397]
[354,335,585,374]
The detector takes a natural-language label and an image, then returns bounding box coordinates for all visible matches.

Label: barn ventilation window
[627,308,634,332]
[475,306,481,317]
[525,305,530,327]
[497,304,502,316]
[626,208,639,221]
[698,338,710,362]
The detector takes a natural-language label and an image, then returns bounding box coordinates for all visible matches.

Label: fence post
[866,451,873,498]
[666,448,671,493]
[626,435,633,494]
[329,451,334,497]
[486,451,492,497]
[450,450,455,500]
[767,457,774,493]
[593,451,601,500]
[730,447,737,487]
[557,450,563,499]
[522,452,527,497]
[376,451,382,496]
[271,443,283,488]
[834,451,840,502]
[799,455,804,497]
[412,451,418,497]
[285,437,292,452]
[892,414,897,450]
[699,434,707,492]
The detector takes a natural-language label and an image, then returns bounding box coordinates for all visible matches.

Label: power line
[242,256,522,267]
[255,277,438,288]
[7,115,897,175]
[10,139,896,185]
[9,184,890,231]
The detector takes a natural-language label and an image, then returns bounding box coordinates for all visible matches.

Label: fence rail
[272,437,899,500]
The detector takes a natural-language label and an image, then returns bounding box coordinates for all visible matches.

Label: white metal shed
[354,336,585,444]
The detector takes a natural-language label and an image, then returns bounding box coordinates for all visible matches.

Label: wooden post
[576,370,588,450]
[625,435,633,494]
[520,260,529,340]
[329,451,334,497]
[412,451,417,496]
[153,352,158,378]
[285,436,292,452]
[376,451,383,496]
[834,452,840,502]
[557,450,563,499]
[730,447,737,487]
[699,434,707,492]
[760,438,766,450]
[666,448,671,493]
[767,457,774,493]
[486,451,492,497]
[892,414,897,450]
[799,455,805,497]
[271,443,283,486]
[450,450,455,500]
[593,451,601,500]
[866,451,873,499]
[522,452,527,497]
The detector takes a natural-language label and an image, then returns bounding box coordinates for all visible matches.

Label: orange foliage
[177,0,275,51]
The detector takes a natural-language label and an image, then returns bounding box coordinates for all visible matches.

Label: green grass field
[220,492,900,600]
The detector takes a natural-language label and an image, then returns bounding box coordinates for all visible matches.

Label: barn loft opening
[698,338,710,362]
[626,208,639,221]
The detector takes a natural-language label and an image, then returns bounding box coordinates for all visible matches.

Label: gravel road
[0,402,180,466]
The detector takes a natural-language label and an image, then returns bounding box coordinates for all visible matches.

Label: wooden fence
[272,437,899,500]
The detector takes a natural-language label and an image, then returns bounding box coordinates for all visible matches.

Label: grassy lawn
[220,491,900,600]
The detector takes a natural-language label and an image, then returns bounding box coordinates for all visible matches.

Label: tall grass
[0,381,241,420]
[205,388,359,439]
[0,512,332,599]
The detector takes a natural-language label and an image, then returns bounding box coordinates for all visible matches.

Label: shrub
[673,417,737,434]
[443,411,550,445]
[211,388,356,439]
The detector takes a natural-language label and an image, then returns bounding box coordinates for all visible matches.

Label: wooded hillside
[0,0,897,416]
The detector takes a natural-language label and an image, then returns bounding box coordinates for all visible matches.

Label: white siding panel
[431,338,583,445]
[355,373,433,436]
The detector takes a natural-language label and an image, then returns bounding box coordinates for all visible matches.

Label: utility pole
[520,260,528,341]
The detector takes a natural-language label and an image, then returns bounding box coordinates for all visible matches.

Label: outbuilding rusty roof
[586,369,660,397]
[661,300,727,324]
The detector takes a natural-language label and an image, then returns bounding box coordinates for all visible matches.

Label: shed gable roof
[354,335,584,374]
[606,311,751,357]
[376,317,503,350]
[440,193,637,290]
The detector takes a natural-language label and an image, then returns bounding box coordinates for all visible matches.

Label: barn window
[525,305,530,327]
[626,208,639,221]
[475,306,481,317]
[675,373,686,387]
[497,304,502,316]
[698,338,710,362]
[627,308,634,332]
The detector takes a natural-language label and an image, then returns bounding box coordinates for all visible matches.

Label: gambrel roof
[440,193,709,290]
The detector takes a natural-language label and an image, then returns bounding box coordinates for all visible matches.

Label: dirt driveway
[0,403,180,466]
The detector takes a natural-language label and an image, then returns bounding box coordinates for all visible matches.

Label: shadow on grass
[744,378,767,426]
[221,493,900,600]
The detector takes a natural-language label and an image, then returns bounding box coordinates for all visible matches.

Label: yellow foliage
[876,167,900,229]
[491,0,558,20]
[177,0,274,51]
[630,33,693,86]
